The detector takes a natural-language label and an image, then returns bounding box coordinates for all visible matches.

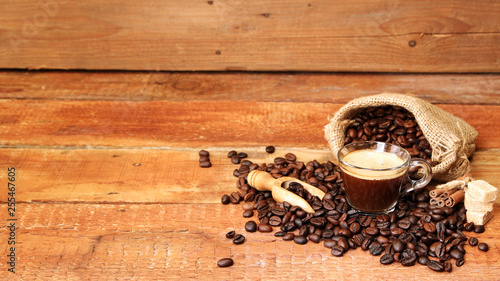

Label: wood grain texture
[1,71,500,104]
[0,100,498,149]
[0,147,499,204]
[0,1,499,72]
[0,203,499,280]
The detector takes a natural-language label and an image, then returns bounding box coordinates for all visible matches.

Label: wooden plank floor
[0,71,499,280]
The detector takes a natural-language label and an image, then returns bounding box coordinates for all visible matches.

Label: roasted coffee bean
[369,243,383,256]
[242,209,254,218]
[474,225,486,233]
[221,194,230,205]
[380,253,394,265]
[308,233,321,243]
[464,222,475,232]
[478,242,489,252]
[427,260,444,272]
[456,258,465,267]
[229,192,241,204]
[265,146,275,153]
[468,237,479,246]
[418,256,429,265]
[285,153,297,163]
[294,235,308,245]
[225,230,236,239]
[324,239,337,248]
[274,231,286,237]
[449,249,464,260]
[199,155,210,162]
[199,150,209,157]
[283,233,295,241]
[245,221,257,232]
[392,239,405,253]
[217,258,234,268]
[258,224,273,233]
[233,234,245,245]
[443,260,452,272]
[400,249,417,266]
[434,242,446,259]
[227,150,237,158]
[200,161,212,168]
[331,245,345,257]
[231,155,241,164]
[269,216,282,226]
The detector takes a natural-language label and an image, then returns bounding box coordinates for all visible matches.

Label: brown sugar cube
[466,180,497,202]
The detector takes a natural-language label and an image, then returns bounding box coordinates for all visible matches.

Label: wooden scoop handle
[247,170,275,192]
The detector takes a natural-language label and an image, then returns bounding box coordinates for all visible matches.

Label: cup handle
[401,158,433,196]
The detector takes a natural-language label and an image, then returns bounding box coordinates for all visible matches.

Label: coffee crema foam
[341,150,406,179]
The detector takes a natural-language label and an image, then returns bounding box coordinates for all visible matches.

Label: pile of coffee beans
[199,150,211,168]
[343,106,434,166]
[218,150,489,273]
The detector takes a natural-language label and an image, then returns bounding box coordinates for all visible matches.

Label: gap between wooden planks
[0,100,498,149]
[0,147,499,204]
[0,203,498,280]
[0,1,499,72]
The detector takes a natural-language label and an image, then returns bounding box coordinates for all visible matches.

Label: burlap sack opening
[324,93,478,182]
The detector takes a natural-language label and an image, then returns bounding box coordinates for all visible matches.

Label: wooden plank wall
[0,0,499,72]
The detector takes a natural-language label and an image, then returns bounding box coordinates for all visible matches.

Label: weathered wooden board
[0,1,499,72]
[1,71,500,104]
[0,100,498,149]
[0,147,498,204]
[0,203,498,280]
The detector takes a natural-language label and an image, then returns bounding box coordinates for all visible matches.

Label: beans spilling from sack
[343,105,435,166]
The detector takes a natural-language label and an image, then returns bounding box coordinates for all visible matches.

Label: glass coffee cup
[338,141,432,215]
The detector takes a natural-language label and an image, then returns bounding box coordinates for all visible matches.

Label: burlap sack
[324,93,478,182]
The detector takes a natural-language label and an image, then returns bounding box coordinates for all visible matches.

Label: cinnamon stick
[445,190,465,208]
[430,197,440,206]
[440,187,459,200]
[429,188,446,198]
[437,199,446,208]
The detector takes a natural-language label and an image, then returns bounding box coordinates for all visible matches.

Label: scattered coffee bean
[265,146,275,153]
[200,161,212,168]
[417,256,429,265]
[468,237,479,246]
[199,150,209,157]
[238,152,248,159]
[233,234,245,245]
[478,243,489,252]
[456,258,465,267]
[231,155,241,164]
[474,225,485,233]
[225,230,236,239]
[221,194,230,205]
[227,150,237,158]
[245,221,257,232]
[217,258,234,268]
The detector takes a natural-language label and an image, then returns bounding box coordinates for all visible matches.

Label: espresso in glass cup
[338,141,432,215]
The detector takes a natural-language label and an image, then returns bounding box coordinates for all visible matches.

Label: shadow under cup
[338,141,432,215]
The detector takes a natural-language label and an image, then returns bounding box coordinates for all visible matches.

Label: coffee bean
[269,216,282,226]
[265,146,275,153]
[200,161,212,168]
[331,245,344,256]
[199,155,210,162]
[456,258,465,267]
[231,155,241,164]
[468,237,478,246]
[225,230,236,239]
[227,150,237,158]
[199,150,209,157]
[217,258,234,268]
[274,231,286,237]
[427,260,444,272]
[294,235,308,245]
[418,256,429,265]
[229,192,241,204]
[369,243,383,256]
[308,233,321,243]
[478,242,489,252]
[380,253,394,265]
[245,221,257,232]
[474,225,485,233]
[283,233,295,241]
[324,239,337,248]
[233,234,245,245]
[258,224,273,233]
[449,249,464,260]
[221,194,230,205]
[392,239,405,253]
[242,209,254,218]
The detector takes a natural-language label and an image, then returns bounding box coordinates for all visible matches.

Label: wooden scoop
[247,170,326,213]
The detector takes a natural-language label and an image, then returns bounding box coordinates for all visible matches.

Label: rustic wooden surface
[0,71,499,280]
[1,1,500,72]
